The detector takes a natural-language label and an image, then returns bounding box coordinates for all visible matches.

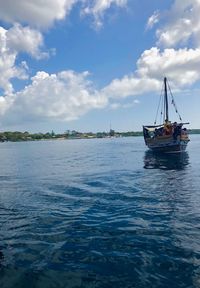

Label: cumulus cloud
[2,45,200,125]
[0,70,107,124]
[0,0,127,29]
[1,0,200,127]
[99,1,200,102]
[156,0,200,47]
[0,24,46,94]
[137,47,200,85]
[82,0,127,29]
[0,0,77,29]
[0,27,27,94]
[103,75,160,99]
[103,46,200,99]
[0,0,129,126]
[6,23,47,59]
[102,0,200,99]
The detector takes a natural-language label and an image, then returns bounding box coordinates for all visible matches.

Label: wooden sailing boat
[143,77,190,153]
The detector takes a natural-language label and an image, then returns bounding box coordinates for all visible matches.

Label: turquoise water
[0,135,200,287]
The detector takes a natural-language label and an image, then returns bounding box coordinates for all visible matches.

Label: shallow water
[0,135,200,287]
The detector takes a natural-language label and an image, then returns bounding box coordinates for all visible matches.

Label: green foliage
[120,131,143,137]
[0,128,198,142]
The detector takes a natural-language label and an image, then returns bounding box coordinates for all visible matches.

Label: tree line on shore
[0,130,142,142]
[0,129,199,142]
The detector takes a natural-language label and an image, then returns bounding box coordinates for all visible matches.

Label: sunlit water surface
[0,135,200,288]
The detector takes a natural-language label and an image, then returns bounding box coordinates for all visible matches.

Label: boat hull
[145,137,190,153]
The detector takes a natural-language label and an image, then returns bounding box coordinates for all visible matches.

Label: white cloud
[0,0,127,29]
[0,0,77,29]
[6,23,47,59]
[103,75,160,99]
[1,0,200,128]
[146,10,160,30]
[0,24,46,94]
[81,0,127,29]
[110,99,140,110]
[137,47,200,85]
[2,45,200,125]
[0,0,129,126]
[0,70,107,124]
[0,27,27,94]
[156,0,200,47]
[102,46,200,99]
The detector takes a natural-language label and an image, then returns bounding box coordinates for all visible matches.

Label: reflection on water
[0,250,4,268]
[143,150,189,170]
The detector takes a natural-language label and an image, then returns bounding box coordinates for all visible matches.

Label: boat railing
[143,122,190,141]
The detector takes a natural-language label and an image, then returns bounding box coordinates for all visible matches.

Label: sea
[0,135,200,288]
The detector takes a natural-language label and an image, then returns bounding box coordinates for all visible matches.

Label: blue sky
[0,0,199,132]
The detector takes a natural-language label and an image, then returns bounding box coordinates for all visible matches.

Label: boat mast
[164,77,169,122]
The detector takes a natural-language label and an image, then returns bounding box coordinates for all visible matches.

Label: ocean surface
[0,135,200,288]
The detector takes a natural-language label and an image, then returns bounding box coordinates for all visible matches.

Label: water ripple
[0,137,200,287]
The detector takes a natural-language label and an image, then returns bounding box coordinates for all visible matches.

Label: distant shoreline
[0,129,199,142]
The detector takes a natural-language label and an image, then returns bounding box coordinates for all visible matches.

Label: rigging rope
[167,81,182,121]
[153,79,183,125]
[154,85,164,125]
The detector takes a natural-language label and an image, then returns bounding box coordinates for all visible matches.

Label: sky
[0,0,199,133]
